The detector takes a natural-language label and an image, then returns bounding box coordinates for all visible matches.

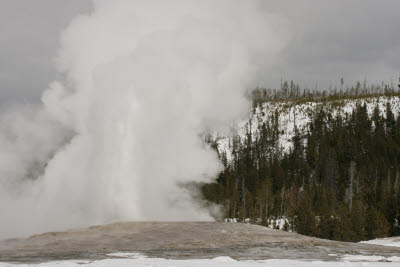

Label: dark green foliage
[332,205,355,242]
[366,207,390,239]
[203,84,400,242]
[294,191,316,236]
[351,199,367,241]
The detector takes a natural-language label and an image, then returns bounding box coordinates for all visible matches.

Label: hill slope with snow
[217,95,400,161]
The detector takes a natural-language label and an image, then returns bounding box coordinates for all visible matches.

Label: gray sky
[263,0,400,90]
[0,0,92,106]
[0,0,399,106]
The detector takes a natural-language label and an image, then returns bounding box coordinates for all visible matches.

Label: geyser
[0,0,286,238]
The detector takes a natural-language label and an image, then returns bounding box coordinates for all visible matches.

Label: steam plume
[0,0,286,238]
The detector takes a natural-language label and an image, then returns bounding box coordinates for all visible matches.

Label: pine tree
[294,191,316,236]
[366,206,390,239]
[202,85,400,242]
[351,199,367,241]
[332,205,355,241]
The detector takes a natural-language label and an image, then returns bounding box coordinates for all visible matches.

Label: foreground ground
[0,222,400,265]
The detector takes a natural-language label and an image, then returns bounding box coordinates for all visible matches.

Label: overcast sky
[0,0,92,106]
[0,0,399,106]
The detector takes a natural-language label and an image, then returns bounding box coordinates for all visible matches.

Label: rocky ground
[1,222,400,263]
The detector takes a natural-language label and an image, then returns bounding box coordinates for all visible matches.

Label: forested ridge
[202,80,400,242]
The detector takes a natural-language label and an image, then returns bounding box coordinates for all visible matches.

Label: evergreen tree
[366,206,390,239]
[294,191,316,236]
[202,85,400,242]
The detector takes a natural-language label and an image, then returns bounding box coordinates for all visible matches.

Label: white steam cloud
[0,0,286,238]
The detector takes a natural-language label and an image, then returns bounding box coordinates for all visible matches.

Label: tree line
[202,83,400,242]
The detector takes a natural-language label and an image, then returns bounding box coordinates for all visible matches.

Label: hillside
[217,95,400,160]
[203,91,400,243]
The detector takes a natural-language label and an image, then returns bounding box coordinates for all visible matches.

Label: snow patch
[212,256,237,262]
[3,258,400,266]
[105,252,147,259]
[217,96,400,161]
[341,254,400,262]
[360,237,400,248]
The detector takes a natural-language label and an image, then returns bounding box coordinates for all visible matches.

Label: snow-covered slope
[217,96,400,161]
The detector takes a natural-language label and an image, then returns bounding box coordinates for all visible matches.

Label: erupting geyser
[0,0,286,238]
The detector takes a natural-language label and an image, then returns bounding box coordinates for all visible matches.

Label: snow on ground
[105,252,147,258]
[1,254,400,267]
[341,254,400,262]
[360,237,400,248]
[217,96,400,161]
[0,256,400,267]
